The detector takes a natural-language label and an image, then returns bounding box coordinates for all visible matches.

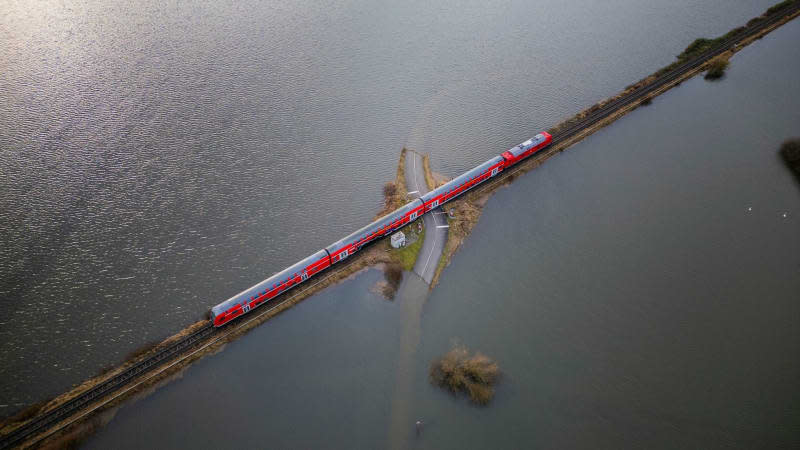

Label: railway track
[0,324,217,449]
[2,3,798,448]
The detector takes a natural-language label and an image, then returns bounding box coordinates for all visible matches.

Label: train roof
[211,249,329,316]
[325,199,423,254]
[507,134,546,158]
[422,156,504,202]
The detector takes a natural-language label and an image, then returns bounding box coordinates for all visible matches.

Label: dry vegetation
[429,346,500,405]
[422,154,436,191]
[375,148,409,220]
[779,138,800,181]
[704,55,730,80]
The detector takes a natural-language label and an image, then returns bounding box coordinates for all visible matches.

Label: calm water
[0,0,786,422]
[85,13,799,450]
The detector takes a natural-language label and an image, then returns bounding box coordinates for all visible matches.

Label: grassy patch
[430,345,500,405]
[389,224,425,272]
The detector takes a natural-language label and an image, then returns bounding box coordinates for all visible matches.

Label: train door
[431,199,439,208]
[410,211,417,221]
[301,271,308,281]
[242,303,251,313]
[340,249,349,260]
[491,168,498,177]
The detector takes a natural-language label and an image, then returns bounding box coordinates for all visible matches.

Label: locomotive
[210,132,552,326]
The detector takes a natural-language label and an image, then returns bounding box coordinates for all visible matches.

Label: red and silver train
[210,132,552,326]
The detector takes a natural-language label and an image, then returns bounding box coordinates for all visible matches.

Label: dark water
[0,0,789,424]
[84,13,799,450]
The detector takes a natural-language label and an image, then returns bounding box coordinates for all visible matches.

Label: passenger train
[210,132,552,326]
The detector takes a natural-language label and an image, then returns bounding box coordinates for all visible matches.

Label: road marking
[436,225,449,229]
[412,153,421,193]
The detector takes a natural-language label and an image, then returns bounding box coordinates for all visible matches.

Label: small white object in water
[747,207,752,211]
[782,212,788,218]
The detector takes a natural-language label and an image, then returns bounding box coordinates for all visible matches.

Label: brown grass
[375,148,409,220]
[429,345,500,405]
[422,154,436,191]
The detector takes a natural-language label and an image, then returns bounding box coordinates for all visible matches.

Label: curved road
[404,150,447,285]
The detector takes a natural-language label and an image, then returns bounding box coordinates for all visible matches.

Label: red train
[211,132,552,326]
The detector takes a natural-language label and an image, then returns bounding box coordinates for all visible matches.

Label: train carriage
[325,199,425,263]
[421,156,505,211]
[211,249,331,326]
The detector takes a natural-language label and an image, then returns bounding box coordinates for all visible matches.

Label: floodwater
[0,0,783,410]
[85,12,799,450]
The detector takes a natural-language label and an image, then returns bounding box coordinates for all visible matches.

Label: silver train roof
[422,155,504,202]
[211,249,328,316]
[507,134,546,158]
[325,198,424,254]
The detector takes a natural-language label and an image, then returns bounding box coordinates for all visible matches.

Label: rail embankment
[429,0,800,287]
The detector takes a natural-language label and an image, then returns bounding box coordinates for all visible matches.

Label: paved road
[404,150,447,285]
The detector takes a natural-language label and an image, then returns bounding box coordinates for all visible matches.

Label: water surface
[85,12,799,450]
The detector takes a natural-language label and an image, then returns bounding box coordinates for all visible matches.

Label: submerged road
[404,150,447,284]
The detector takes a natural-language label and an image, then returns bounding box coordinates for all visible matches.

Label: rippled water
[0,0,786,417]
[85,11,798,450]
